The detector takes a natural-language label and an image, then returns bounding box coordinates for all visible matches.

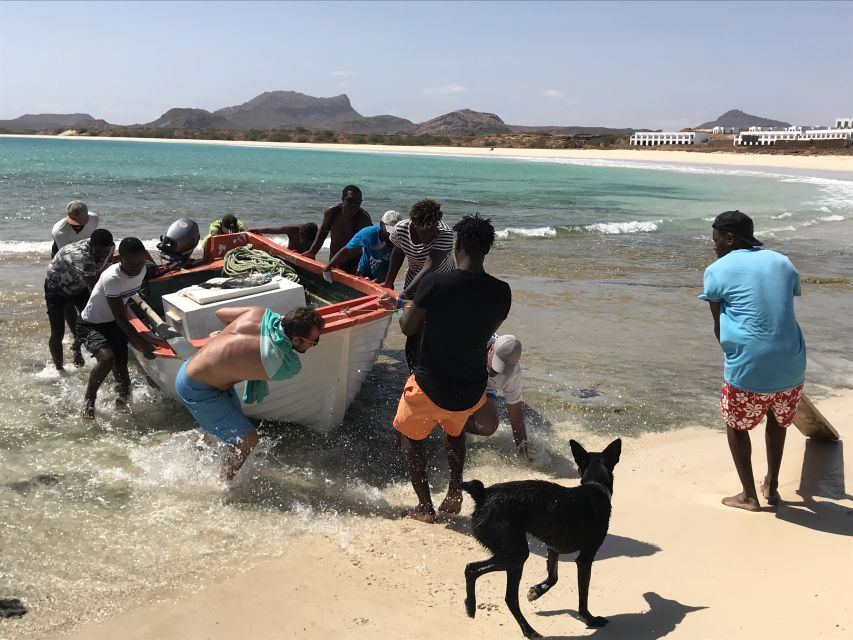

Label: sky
[1,0,851,129]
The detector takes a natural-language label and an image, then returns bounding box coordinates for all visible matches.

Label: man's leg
[82,347,115,419]
[223,427,260,481]
[761,411,787,506]
[438,431,466,514]
[400,434,436,523]
[723,426,761,511]
[47,303,67,370]
[463,398,499,436]
[111,340,131,411]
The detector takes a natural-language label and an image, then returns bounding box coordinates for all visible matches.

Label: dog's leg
[464,558,503,618]
[527,548,559,601]
[505,564,541,639]
[576,553,607,627]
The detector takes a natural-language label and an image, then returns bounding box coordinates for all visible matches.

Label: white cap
[381,210,401,226]
[491,335,522,374]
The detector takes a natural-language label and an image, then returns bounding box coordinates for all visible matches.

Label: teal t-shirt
[699,248,806,393]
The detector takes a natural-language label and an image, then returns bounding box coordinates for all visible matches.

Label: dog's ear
[570,440,589,468]
[603,438,622,468]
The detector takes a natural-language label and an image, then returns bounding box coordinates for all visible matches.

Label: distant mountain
[510,125,636,135]
[333,115,414,134]
[697,109,790,130]
[144,108,237,130]
[0,113,110,131]
[414,109,512,136]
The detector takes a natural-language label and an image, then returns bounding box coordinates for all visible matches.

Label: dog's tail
[461,479,486,505]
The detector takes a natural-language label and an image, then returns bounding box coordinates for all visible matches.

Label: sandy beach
[53,391,852,640]
[9,133,853,174]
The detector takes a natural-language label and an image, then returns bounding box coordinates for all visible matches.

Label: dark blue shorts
[175,360,254,445]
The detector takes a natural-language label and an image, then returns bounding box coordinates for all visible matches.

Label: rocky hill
[0,113,111,131]
[333,115,414,134]
[697,109,790,130]
[414,109,512,136]
[511,124,637,135]
[144,108,237,130]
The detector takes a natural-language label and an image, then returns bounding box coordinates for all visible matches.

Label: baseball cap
[712,210,762,247]
[491,334,522,374]
[65,200,89,225]
[381,210,401,226]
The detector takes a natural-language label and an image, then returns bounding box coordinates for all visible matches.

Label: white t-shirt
[81,263,144,324]
[52,213,99,249]
[486,335,524,405]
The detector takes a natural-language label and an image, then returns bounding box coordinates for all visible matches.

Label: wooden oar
[129,295,197,360]
[792,394,839,440]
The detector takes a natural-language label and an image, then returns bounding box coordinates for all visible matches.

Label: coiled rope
[222,244,300,282]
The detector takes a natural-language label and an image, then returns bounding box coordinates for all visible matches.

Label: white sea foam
[821,215,844,222]
[582,220,661,234]
[771,212,793,219]
[496,226,556,239]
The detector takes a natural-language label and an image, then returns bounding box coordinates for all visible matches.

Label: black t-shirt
[414,269,512,411]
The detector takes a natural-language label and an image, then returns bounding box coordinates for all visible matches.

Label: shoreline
[50,390,852,640]
[4,133,853,174]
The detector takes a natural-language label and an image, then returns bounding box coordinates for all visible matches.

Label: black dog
[462,438,621,638]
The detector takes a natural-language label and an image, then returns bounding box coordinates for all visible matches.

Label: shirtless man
[248,222,318,253]
[175,306,323,479]
[302,185,371,273]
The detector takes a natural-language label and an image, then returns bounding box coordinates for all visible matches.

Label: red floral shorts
[720,382,803,431]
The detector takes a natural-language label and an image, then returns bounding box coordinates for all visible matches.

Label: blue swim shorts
[175,360,254,445]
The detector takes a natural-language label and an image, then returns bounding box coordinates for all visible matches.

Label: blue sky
[1,1,850,128]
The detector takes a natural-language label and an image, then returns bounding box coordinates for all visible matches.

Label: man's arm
[398,303,427,336]
[401,248,449,298]
[325,247,361,273]
[506,401,527,445]
[303,208,335,258]
[707,301,721,342]
[215,306,263,326]
[107,297,156,358]
[382,245,406,290]
[248,223,301,235]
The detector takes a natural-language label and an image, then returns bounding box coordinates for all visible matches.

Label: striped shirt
[389,219,455,287]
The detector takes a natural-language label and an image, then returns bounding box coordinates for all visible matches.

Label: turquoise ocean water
[0,136,851,638]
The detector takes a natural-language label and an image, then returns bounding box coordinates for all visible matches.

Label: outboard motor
[157,218,200,270]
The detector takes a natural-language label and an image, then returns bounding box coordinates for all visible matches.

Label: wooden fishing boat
[127,232,394,432]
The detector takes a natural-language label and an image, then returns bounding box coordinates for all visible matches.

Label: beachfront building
[629,131,709,146]
[735,127,853,146]
[712,126,736,134]
[834,117,853,129]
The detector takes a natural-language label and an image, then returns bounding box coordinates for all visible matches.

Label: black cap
[712,210,762,247]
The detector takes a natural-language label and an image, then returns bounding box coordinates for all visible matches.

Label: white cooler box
[162,277,306,340]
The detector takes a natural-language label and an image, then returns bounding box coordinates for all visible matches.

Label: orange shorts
[393,374,487,441]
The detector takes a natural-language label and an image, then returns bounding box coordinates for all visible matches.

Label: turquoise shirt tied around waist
[242,309,302,404]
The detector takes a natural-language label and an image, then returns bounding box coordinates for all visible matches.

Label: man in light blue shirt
[323,209,400,281]
[699,210,806,512]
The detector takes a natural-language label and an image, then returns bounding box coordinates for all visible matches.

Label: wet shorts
[44,282,89,314]
[393,374,487,441]
[720,381,803,431]
[175,360,254,445]
[76,319,129,360]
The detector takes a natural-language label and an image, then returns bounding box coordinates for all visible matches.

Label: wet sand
[56,391,853,640]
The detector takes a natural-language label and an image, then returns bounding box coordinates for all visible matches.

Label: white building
[834,117,853,129]
[630,131,709,146]
[735,128,852,146]
[712,126,736,134]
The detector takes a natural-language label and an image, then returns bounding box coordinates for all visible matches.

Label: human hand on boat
[322,269,334,284]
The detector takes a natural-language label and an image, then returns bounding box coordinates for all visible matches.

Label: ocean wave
[496,226,556,239]
[496,220,661,239]
[771,212,793,219]
[0,237,163,256]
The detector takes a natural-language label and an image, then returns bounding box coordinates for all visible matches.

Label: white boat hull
[134,313,392,432]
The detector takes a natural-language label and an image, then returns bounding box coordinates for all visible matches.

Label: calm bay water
[0,136,851,638]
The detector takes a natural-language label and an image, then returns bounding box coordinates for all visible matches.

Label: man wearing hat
[464,334,530,458]
[699,210,806,512]
[51,200,99,256]
[323,210,401,282]
[50,200,101,365]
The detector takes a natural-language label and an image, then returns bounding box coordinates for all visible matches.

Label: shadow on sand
[775,438,852,536]
[536,591,707,640]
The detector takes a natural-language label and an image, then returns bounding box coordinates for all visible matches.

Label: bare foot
[722,492,761,512]
[438,492,462,514]
[761,479,781,506]
[403,506,436,523]
[80,399,95,420]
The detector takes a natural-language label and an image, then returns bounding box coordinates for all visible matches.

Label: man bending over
[175,306,323,479]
